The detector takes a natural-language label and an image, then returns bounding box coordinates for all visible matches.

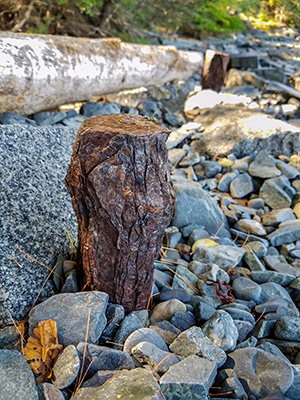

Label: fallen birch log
[0,33,204,116]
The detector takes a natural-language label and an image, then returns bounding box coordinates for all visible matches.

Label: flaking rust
[65,113,175,312]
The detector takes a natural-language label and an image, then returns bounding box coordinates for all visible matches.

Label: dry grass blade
[81,282,89,292]
[232,231,239,244]
[165,232,170,249]
[17,247,61,278]
[152,353,173,373]
[6,309,25,356]
[73,308,91,396]
[161,246,180,252]
[66,230,77,259]
[29,263,58,311]
[159,247,168,259]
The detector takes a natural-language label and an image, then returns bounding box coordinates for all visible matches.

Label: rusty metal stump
[65,114,175,312]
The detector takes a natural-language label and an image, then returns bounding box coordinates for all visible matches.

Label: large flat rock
[0,124,77,326]
[189,102,300,158]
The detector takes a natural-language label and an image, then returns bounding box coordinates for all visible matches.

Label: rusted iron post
[65,114,175,312]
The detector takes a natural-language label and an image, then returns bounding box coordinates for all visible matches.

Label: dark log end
[65,113,175,312]
[201,50,230,93]
[78,113,171,136]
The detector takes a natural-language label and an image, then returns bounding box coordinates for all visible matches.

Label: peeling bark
[65,114,175,311]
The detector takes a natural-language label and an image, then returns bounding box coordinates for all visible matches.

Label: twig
[12,1,35,32]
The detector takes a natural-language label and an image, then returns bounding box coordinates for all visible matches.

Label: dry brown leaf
[24,319,63,381]
[15,322,26,338]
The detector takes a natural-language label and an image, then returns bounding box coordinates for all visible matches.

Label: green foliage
[74,0,104,16]
[35,17,53,34]
[25,0,300,39]
[186,0,247,34]
[264,0,300,26]
[56,0,104,16]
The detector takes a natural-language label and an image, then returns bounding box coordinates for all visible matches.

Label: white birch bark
[0,33,203,115]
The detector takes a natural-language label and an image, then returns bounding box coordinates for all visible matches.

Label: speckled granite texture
[0,124,77,326]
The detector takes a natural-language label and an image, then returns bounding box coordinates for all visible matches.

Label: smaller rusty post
[65,114,175,312]
[201,49,230,92]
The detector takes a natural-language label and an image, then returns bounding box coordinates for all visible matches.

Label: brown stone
[201,49,230,92]
[65,114,175,312]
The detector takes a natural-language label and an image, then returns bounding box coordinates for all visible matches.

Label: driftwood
[65,114,175,312]
[0,33,203,116]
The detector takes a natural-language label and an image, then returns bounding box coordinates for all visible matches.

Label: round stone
[149,299,186,324]
[202,310,239,352]
[52,345,80,389]
[232,277,262,303]
[123,327,168,354]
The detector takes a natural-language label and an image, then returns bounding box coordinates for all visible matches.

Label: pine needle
[29,263,58,311]
[17,247,61,278]
[10,256,23,268]
[73,308,91,396]
[6,309,25,356]
[152,353,172,373]
[161,263,200,295]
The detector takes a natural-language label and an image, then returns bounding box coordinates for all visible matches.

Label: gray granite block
[0,349,38,400]
[0,124,77,326]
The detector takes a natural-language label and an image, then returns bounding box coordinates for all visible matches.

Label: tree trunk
[65,114,175,312]
[0,32,203,116]
[98,0,115,30]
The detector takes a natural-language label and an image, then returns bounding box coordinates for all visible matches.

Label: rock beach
[3,26,300,400]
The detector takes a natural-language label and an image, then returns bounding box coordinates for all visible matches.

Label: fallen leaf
[217,158,234,168]
[291,154,300,164]
[24,319,63,381]
[15,322,26,338]
[192,238,219,252]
